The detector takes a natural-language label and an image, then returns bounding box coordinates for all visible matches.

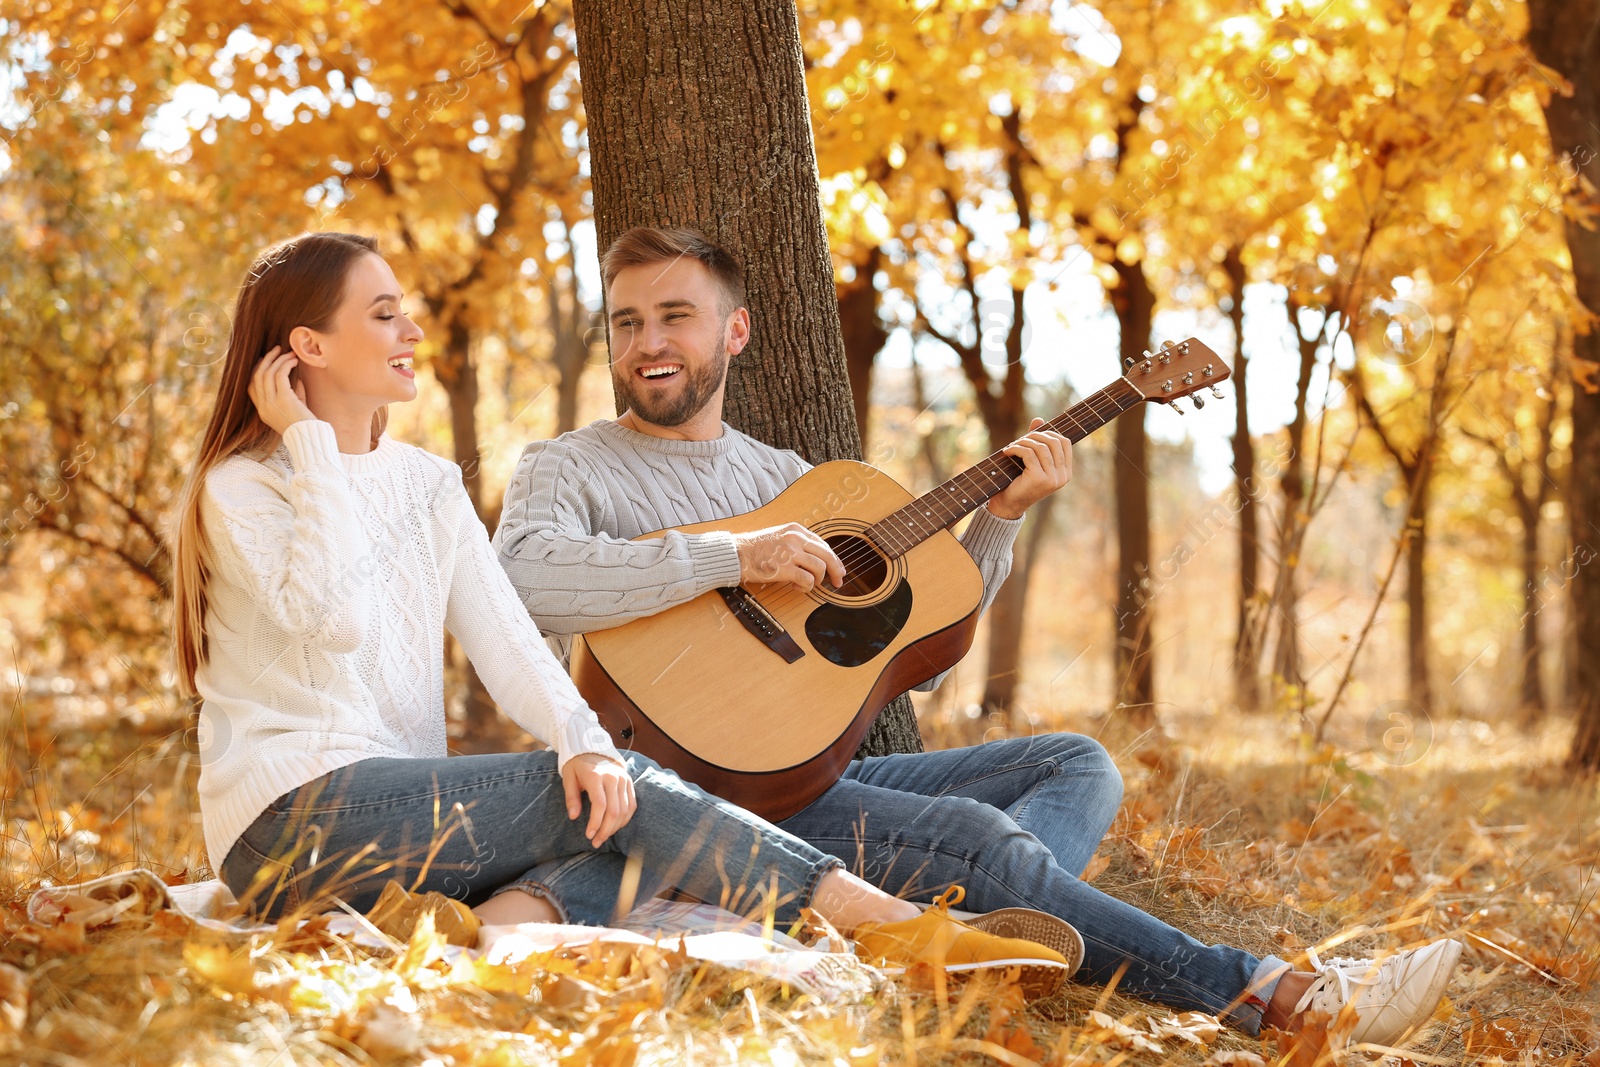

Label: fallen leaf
[1204,1052,1266,1067]
[1081,853,1111,883]
[1465,1008,1538,1057]
[0,963,27,1038]
[1149,1011,1223,1046]
[1273,1007,1356,1067]
[544,972,604,1012]
[1086,1009,1166,1054]
[351,1003,426,1060]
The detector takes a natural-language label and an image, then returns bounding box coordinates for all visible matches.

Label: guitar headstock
[1122,338,1233,413]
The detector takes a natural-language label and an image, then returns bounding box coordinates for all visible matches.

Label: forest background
[4,0,1600,1063]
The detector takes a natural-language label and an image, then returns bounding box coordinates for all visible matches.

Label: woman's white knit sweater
[194,420,621,870]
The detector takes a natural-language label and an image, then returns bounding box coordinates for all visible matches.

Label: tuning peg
[1193,394,1205,409]
[1123,356,1134,369]
[1170,399,1186,416]
[1210,385,1224,399]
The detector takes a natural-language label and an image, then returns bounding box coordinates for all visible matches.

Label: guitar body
[572,460,985,821]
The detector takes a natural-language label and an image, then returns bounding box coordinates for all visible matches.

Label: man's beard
[612,336,731,428]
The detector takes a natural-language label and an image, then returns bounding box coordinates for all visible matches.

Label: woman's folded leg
[219,750,840,928]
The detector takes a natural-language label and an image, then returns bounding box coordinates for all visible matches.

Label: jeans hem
[491,878,571,924]
[797,856,846,919]
[1226,954,1292,1037]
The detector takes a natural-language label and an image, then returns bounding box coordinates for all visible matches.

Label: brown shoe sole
[892,958,1068,1001]
[963,909,1085,977]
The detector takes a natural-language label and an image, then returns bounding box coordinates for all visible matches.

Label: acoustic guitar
[572,338,1231,820]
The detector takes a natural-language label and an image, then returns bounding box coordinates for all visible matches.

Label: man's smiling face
[607,257,749,431]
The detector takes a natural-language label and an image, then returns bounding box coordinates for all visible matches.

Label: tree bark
[975,283,1034,714]
[983,493,1057,718]
[1521,509,1545,713]
[429,316,504,744]
[1526,0,1600,768]
[1403,469,1432,710]
[922,117,1038,715]
[838,246,887,451]
[1271,299,1322,692]
[573,0,921,757]
[1224,246,1259,711]
[432,317,485,520]
[547,235,591,436]
[1111,259,1156,725]
[916,146,1035,715]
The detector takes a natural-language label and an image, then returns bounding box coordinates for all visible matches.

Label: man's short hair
[600,226,746,316]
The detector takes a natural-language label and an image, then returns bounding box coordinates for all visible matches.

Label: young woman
[169,231,1078,995]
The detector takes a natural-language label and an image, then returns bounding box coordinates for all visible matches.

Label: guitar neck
[867,377,1144,559]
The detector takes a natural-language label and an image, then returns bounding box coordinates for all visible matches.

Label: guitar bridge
[716,586,805,664]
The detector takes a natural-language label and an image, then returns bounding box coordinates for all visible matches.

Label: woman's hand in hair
[561,752,637,847]
[249,346,317,436]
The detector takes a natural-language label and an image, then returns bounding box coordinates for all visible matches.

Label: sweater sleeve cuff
[686,531,744,588]
[280,420,345,472]
[553,711,625,768]
[963,506,1024,560]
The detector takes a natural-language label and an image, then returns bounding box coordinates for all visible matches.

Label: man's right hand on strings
[732,523,845,591]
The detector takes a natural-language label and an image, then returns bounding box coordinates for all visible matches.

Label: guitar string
[746,381,1143,622]
[741,388,1126,625]
[739,351,1210,612]
[753,382,1134,615]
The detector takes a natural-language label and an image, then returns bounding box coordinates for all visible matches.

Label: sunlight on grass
[3,690,1597,1065]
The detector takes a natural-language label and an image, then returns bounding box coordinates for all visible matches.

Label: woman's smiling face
[291,252,423,407]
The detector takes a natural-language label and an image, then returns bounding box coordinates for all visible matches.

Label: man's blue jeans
[219,750,841,927]
[777,734,1289,1036]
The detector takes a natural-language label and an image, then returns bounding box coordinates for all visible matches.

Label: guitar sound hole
[825,534,889,598]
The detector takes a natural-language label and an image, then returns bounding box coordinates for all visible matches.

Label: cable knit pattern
[493,418,1024,689]
[195,420,621,870]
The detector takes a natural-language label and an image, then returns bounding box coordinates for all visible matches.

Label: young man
[491,226,1462,1042]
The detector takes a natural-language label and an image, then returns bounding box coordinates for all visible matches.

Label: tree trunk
[982,494,1057,717]
[1110,259,1155,725]
[1523,0,1600,766]
[429,315,504,744]
[975,285,1034,714]
[573,0,921,757]
[1271,300,1321,693]
[1521,510,1545,713]
[433,316,485,520]
[923,117,1040,715]
[1403,472,1432,710]
[909,352,948,484]
[555,352,583,435]
[548,270,587,435]
[838,246,886,451]
[1224,246,1259,711]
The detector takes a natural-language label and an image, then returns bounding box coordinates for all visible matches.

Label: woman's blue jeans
[219,750,841,927]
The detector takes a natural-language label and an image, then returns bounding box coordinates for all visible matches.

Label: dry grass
[3,689,1597,1066]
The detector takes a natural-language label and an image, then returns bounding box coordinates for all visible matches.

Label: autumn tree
[0,11,313,698]
[807,1,1094,716]
[1526,0,1600,767]
[572,0,924,757]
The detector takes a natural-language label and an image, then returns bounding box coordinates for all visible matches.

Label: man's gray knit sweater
[492,418,1023,691]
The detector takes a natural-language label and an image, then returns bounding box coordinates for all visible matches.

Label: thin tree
[1223,245,1260,711]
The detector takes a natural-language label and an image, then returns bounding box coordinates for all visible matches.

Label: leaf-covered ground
[3,697,1596,1066]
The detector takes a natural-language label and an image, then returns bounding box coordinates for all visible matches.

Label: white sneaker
[1292,939,1464,1046]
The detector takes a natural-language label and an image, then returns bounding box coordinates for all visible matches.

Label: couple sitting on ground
[174,224,1462,1044]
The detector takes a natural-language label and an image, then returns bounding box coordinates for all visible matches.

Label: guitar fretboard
[868,378,1143,559]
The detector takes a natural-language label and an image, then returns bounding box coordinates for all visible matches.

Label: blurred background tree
[2,0,1593,769]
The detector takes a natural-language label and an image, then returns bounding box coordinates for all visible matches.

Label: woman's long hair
[172,232,385,698]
